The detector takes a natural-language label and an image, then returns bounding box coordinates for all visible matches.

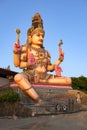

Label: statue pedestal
[32,83,72,100]
[32,83,72,89]
[10,82,72,105]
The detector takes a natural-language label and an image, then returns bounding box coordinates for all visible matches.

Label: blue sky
[0,0,87,77]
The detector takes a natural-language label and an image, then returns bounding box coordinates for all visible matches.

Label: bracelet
[23,86,32,92]
[14,43,21,48]
[13,50,21,54]
[58,58,63,62]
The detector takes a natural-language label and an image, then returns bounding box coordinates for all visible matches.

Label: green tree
[71,76,87,93]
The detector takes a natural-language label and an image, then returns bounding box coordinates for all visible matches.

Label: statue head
[27,13,45,37]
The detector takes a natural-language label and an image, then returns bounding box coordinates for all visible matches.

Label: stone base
[0,102,32,118]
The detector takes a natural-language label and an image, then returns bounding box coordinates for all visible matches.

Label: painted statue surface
[13,13,71,104]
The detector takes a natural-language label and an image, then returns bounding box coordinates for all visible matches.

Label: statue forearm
[54,58,62,66]
[47,59,62,72]
[14,52,29,69]
[13,41,21,67]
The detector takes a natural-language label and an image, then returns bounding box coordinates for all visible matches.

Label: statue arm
[47,48,64,72]
[47,59,62,72]
[13,43,29,69]
[13,29,29,69]
[13,40,21,67]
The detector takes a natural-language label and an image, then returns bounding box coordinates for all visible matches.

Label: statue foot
[35,99,48,106]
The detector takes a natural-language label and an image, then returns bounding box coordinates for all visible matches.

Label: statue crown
[27,13,44,36]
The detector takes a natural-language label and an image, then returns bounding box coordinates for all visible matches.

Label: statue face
[30,31,44,47]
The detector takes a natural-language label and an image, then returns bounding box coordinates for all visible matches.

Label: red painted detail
[32,84,72,89]
[10,82,72,89]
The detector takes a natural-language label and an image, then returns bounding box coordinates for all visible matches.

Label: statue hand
[59,51,64,62]
[14,40,21,51]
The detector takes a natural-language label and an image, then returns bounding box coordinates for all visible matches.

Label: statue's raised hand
[14,29,21,51]
[59,48,64,62]
[58,40,64,62]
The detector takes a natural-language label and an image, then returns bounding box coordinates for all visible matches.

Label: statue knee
[66,77,72,84]
[14,74,23,82]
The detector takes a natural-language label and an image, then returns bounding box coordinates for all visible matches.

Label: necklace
[30,45,45,52]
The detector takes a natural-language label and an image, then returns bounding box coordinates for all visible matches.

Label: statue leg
[14,73,39,102]
[46,76,71,85]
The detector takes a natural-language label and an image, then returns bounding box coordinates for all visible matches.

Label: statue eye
[42,34,44,38]
[37,33,40,37]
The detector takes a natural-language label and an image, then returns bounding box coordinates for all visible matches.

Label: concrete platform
[0,111,87,130]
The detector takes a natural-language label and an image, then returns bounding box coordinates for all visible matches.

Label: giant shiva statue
[13,13,71,105]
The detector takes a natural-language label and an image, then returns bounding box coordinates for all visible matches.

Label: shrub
[0,90,20,102]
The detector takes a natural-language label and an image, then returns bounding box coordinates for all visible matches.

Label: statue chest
[28,48,48,65]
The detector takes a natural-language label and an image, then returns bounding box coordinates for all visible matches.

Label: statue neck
[31,44,44,49]
[31,44,41,48]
